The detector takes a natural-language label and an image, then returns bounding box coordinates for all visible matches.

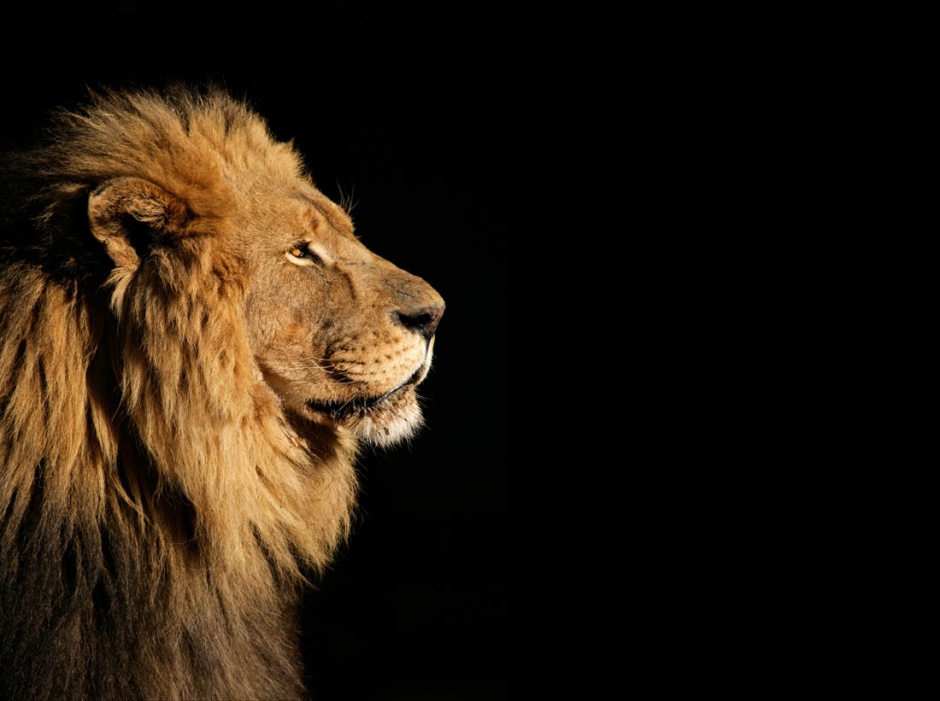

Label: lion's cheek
[244,303,325,391]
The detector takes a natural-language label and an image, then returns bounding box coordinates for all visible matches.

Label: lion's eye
[287,242,323,267]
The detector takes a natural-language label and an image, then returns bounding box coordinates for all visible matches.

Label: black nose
[394,304,445,341]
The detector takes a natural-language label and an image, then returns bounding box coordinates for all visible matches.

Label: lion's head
[83,90,444,452]
[0,85,444,700]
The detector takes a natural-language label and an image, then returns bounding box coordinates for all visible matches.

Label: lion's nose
[393,303,445,341]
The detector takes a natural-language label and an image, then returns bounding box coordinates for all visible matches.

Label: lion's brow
[291,192,355,234]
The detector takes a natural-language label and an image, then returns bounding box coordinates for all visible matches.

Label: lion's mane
[0,87,364,700]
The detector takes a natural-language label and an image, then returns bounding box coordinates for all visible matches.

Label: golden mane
[0,86,436,700]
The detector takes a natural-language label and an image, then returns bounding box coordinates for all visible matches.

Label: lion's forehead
[228,185,356,245]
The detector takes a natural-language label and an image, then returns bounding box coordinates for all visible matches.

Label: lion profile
[0,85,444,700]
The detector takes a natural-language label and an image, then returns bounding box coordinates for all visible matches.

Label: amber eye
[287,242,323,266]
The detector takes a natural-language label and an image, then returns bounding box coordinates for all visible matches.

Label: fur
[0,85,443,700]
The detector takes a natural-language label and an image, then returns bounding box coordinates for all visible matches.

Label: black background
[1,6,514,700]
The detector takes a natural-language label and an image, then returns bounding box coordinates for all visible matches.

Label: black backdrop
[1,7,513,699]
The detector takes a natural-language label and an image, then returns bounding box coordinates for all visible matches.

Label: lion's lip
[308,365,426,420]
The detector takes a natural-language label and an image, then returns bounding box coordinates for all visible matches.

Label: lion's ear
[88,177,191,269]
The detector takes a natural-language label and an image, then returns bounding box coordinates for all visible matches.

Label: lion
[0,85,444,700]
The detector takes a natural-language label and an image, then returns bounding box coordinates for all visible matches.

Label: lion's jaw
[260,330,434,448]
[258,328,437,449]
[325,334,436,448]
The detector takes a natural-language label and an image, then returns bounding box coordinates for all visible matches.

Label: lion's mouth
[307,365,426,420]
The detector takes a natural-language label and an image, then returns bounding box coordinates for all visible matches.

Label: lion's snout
[392,302,444,341]
[383,270,444,342]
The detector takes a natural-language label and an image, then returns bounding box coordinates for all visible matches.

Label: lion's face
[241,188,444,448]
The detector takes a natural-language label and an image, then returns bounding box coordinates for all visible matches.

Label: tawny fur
[0,86,443,700]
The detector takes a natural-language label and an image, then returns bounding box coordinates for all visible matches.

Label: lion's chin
[305,349,434,448]
[344,386,425,448]
[303,383,425,448]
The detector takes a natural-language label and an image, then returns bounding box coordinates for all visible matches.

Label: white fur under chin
[351,397,425,449]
